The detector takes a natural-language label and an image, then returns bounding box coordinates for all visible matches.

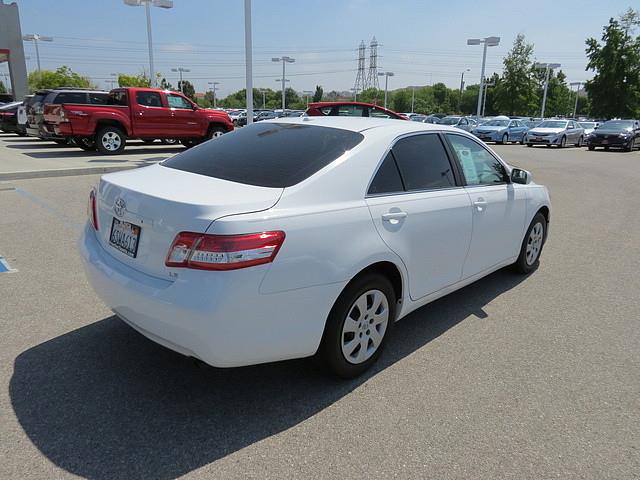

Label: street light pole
[208,81,220,108]
[535,62,561,120]
[22,34,53,71]
[124,1,174,88]
[458,68,470,112]
[303,90,313,108]
[377,72,394,109]
[351,87,358,101]
[244,0,253,124]
[171,67,190,93]
[467,36,500,119]
[482,82,494,116]
[570,81,583,118]
[272,56,295,110]
[411,86,415,113]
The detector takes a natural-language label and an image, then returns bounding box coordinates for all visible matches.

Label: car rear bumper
[79,224,343,368]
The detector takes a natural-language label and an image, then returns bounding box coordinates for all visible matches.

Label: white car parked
[80,117,551,378]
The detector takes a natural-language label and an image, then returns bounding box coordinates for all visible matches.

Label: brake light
[87,188,99,230]
[166,231,285,270]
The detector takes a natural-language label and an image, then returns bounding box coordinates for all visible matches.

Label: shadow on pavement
[17,147,182,159]
[10,269,527,480]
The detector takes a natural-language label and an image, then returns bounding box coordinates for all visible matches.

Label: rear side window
[109,91,128,106]
[53,92,87,104]
[368,152,404,195]
[136,91,163,107]
[391,134,456,191]
[163,123,364,188]
[89,93,110,105]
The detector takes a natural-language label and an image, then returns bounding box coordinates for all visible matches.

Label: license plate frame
[109,217,141,258]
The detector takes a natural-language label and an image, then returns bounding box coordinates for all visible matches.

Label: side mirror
[594,125,598,130]
[511,168,530,184]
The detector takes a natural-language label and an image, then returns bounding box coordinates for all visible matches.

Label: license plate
[534,137,543,141]
[109,218,141,258]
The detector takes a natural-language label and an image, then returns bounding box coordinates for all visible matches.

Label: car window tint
[446,134,508,186]
[136,91,163,107]
[53,92,87,104]
[391,134,455,191]
[109,91,128,106]
[89,93,110,105]
[369,108,391,119]
[335,105,366,117]
[368,151,404,195]
[167,94,192,109]
[163,123,364,188]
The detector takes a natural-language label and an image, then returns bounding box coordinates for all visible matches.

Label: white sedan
[80,117,551,378]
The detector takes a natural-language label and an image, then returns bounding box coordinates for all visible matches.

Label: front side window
[446,134,508,186]
[391,134,456,191]
[167,94,193,109]
[368,151,404,195]
[136,91,163,107]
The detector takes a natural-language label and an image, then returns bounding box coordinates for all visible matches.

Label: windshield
[579,122,596,129]
[163,123,364,188]
[440,117,460,125]
[599,120,634,130]
[536,120,567,129]
[483,120,510,127]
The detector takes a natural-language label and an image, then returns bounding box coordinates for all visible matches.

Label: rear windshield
[163,122,364,188]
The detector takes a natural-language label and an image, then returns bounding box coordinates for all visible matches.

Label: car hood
[593,128,633,135]
[528,128,564,134]
[475,126,506,132]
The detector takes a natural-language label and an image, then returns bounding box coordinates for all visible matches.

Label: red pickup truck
[48,87,234,154]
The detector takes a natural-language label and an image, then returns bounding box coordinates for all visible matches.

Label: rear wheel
[95,126,126,155]
[161,138,178,145]
[500,133,508,144]
[317,273,396,378]
[513,213,546,274]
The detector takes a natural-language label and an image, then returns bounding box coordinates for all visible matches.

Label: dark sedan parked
[0,101,23,134]
[587,120,640,152]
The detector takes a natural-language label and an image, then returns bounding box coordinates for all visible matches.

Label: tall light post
[351,87,358,101]
[377,71,394,109]
[458,68,470,112]
[467,36,500,119]
[171,67,190,93]
[303,90,313,108]
[208,81,220,108]
[410,86,416,113]
[482,81,494,117]
[22,34,53,71]
[534,62,561,120]
[274,78,290,109]
[244,0,253,124]
[259,88,266,109]
[272,56,295,111]
[570,81,583,118]
[107,72,118,89]
[124,0,174,87]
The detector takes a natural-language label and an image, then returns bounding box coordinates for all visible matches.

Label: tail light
[87,188,99,230]
[166,231,285,271]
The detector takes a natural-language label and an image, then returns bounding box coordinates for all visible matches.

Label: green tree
[178,80,196,100]
[585,8,640,118]
[159,77,174,90]
[493,34,538,115]
[0,80,6,94]
[392,89,411,113]
[117,73,151,88]
[357,88,384,105]
[28,66,93,90]
[312,85,323,102]
[460,84,480,114]
[432,83,449,112]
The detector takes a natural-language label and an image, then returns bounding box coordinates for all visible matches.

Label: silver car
[439,116,474,132]
[525,119,585,148]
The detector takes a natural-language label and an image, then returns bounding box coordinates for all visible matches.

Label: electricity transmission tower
[366,36,380,90]
[353,40,367,94]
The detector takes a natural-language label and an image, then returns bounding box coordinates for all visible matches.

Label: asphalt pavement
[0,139,638,479]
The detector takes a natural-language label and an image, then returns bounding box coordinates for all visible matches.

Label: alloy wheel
[526,222,544,265]
[341,289,389,364]
[101,132,122,151]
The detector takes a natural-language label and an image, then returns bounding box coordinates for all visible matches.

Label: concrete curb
[0,165,142,181]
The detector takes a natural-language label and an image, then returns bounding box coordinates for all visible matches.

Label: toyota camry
[80,117,551,378]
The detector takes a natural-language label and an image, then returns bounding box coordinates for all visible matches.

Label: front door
[444,133,527,278]
[366,134,472,300]
[167,93,201,136]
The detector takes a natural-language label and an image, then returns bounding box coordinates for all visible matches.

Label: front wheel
[558,136,566,148]
[95,126,126,155]
[588,145,595,151]
[207,126,227,141]
[526,143,533,148]
[513,213,546,274]
[575,136,584,147]
[500,133,508,145]
[316,273,396,378]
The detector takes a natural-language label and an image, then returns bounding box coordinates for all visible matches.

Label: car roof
[263,116,465,135]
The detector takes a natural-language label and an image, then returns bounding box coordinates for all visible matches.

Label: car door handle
[382,211,408,222]
[473,199,487,210]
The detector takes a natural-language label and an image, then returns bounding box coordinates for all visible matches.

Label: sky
[2,0,636,97]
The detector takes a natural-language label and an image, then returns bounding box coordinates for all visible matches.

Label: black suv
[26,88,109,141]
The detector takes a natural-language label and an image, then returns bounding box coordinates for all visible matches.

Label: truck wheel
[96,126,126,155]
[207,126,227,141]
[161,138,178,145]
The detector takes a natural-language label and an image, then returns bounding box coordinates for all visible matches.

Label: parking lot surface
[1,141,639,479]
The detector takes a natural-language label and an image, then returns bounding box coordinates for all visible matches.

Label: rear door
[444,133,527,278]
[132,90,172,137]
[166,93,201,136]
[366,133,472,300]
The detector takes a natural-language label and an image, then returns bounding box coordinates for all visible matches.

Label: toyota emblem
[113,197,126,217]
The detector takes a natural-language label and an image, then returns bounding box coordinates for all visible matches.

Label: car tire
[207,126,227,140]
[513,212,546,274]
[317,273,396,378]
[95,126,126,155]
[520,137,525,145]
[75,137,96,151]
[625,142,633,152]
[604,146,610,151]
[526,143,533,147]
[575,136,583,147]
[558,136,566,148]
[161,138,178,145]
[500,133,508,145]
[588,145,595,151]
